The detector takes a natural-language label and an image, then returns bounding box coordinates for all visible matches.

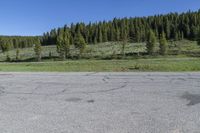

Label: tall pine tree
[146,30,157,55]
[159,32,168,55]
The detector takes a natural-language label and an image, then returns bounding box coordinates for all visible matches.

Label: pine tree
[74,33,87,58]
[146,30,157,55]
[159,32,168,55]
[6,53,11,62]
[56,30,64,58]
[93,36,97,44]
[165,18,171,39]
[56,29,71,60]
[110,26,115,41]
[121,39,127,58]
[63,30,71,58]
[174,32,179,41]
[0,39,11,53]
[98,27,103,43]
[181,32,184,40]
[121,29,128,57]
[197,29,200,46]
[135,28,141,42]
[191,25,198,40]
[102,25,108,42]
[16,49,20,61]
[185,24,191,38]
[115,28,120,41]
[34,43,42,61]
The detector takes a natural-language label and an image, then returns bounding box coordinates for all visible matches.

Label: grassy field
[0,40,199,72]
[0,42,146,61]
[0,58,199,72]
[2,40,199,62]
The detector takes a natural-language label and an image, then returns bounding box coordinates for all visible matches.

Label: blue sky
[0,0,199,36]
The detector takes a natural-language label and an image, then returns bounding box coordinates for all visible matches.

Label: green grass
[0,58,199,72]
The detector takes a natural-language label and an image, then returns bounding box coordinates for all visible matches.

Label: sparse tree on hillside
[197,29,200,46]
[121,30,128,58]
[6,53,11,62]
[74,33,87,58]
[16,49,20,61]
[146,30,157,55]
[56,29,71,60]
[63,31,71,58]
[98,26,103,43]
[56,31,64,59]
[0,39,11,53]
[34,43,42,61]
[159,32,168,55]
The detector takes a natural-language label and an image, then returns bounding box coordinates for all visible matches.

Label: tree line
[1,9,200,61]
[0,36,40,52]
[42,9,200,46]
[35,9,200,61]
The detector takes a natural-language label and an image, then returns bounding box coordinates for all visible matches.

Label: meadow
[0,40,199,72]
[1,40,199,61]
[0,58,199,72]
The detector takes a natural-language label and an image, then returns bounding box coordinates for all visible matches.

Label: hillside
[0,40,198,62]
[0,9,199,72]
[0,9,200,52]
[42,10,200,46]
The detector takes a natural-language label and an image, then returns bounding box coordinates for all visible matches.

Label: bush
[6,53,11,62]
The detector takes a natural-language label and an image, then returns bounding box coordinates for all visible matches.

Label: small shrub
[49,52,52,58]
[16,49,20,61]
[6,53,11,62]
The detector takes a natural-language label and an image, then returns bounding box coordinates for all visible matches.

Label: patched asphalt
[0,72,199,133]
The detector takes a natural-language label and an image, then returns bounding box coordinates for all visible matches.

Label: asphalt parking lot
[0,72,199,133]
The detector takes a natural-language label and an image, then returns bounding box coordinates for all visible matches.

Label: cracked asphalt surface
[0,72,200,133]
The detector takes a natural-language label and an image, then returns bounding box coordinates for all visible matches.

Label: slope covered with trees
[1,10,200,62]
[0,36,40,52]
[42,10,200,46]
